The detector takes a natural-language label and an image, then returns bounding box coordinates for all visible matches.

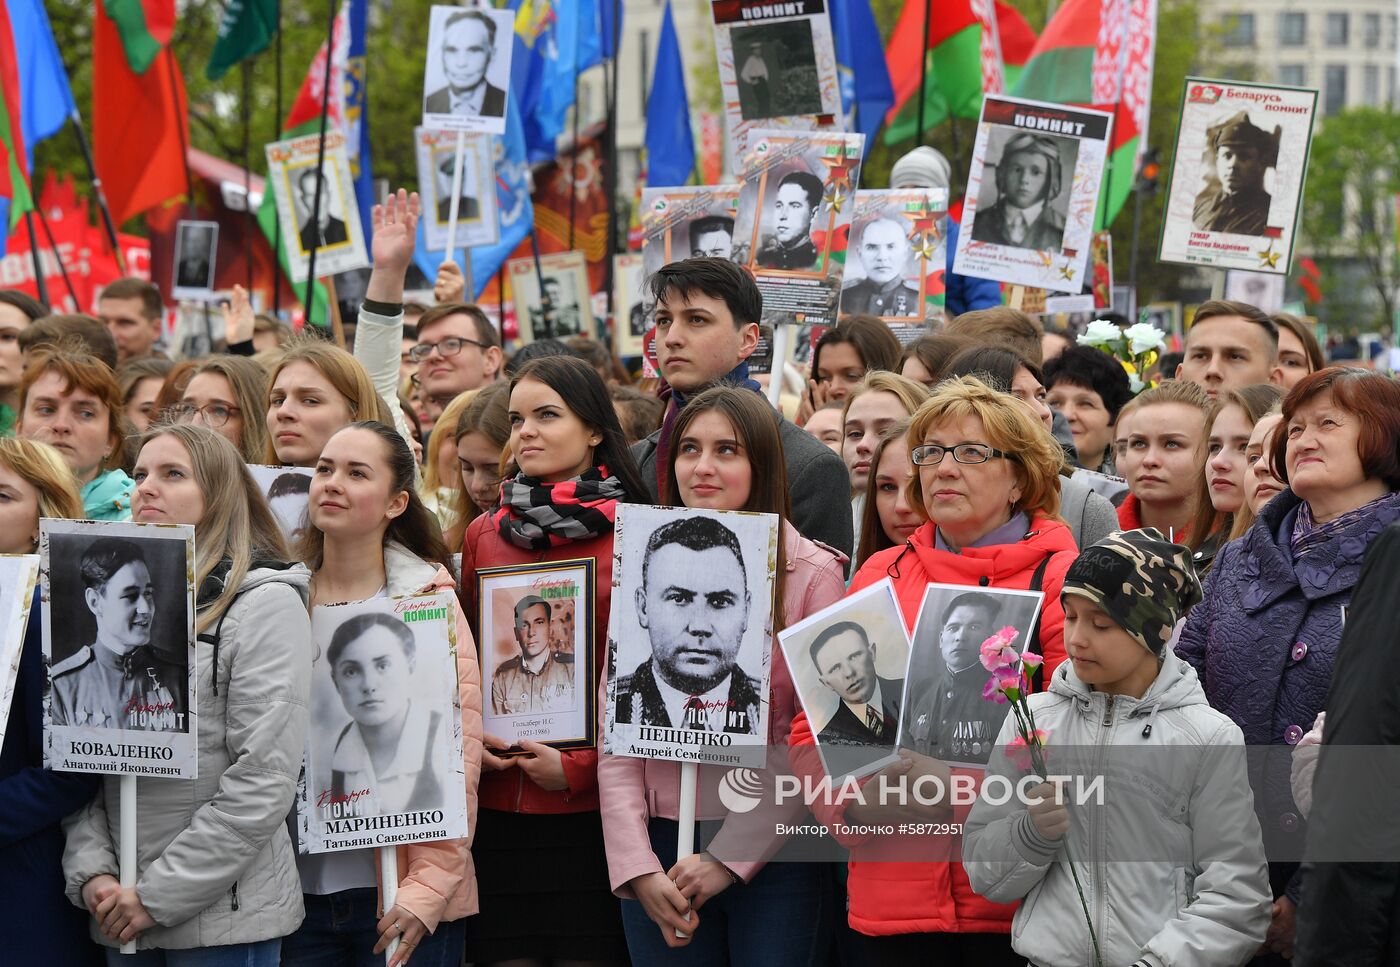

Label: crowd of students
[0,175,1392,967]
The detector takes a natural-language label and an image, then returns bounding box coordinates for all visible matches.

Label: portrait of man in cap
[840,217,923,317]
[1192,110,1281,235]
[971,131,1070,251]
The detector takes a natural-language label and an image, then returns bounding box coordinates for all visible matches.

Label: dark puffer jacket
[1175,488,1400,898]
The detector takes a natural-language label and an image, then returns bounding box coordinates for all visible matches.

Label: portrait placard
[733,129,865,362]
[506,250,594,345]
[641,185,742,273]
[1158,78,1318,275]
[247,465,314,547]
[41,519,197,778]
[477,559,595,752]
[298,591,468,853]
[265,132,370,284]
[777,579,909,781]
[1224,270,1286,312]
[1090,230,1113,310]
[612,253,649,358]
[416,128,500,252]
[604,504,779,769]
[839,188,948,325]
[900,583,1045,769]
[710,0,842,170]
[421,5,514,134]
[954,95,1113,293]
[0,554,39,757]
[172,220,219,301]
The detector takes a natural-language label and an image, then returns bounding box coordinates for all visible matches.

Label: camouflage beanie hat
[1061,528,1203,657]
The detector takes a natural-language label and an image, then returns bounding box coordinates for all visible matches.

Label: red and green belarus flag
[882,0,1038,144]
[0,11,33,231]
[1013,0,1158,227]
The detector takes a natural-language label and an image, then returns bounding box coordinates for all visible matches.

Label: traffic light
[1135,149,1162,195]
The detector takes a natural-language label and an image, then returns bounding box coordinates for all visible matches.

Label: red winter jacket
[461,513,614,815]
[790,514,1080,937]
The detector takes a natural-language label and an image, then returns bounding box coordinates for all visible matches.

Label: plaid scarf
[492,465,626,550]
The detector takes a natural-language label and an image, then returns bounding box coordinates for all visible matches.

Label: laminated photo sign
[298,591,468,853]
[421,5,515,135]
[953,95,1113,293]
[839,188,949,325]
[0,554,39,757]
[506,251,594,345]
[265,131,370,284]
[42,519,197,778]
[416,127,500,252]
[1158,78,1318,274]
[604,505,779,769]
[246,465,314,546]
[612,253,648,358]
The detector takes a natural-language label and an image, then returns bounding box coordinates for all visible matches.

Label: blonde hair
[422,389,478,492]
[0,438,84,534]
[840,370,931,425]
[1115,380,1214,549]
[138,424,290,633]
[446,381,510,549]
[263,337,393,463]
[906,376,1063,522]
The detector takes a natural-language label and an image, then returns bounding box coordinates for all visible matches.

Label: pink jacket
[597,528,846,896]
[377,546,483,930]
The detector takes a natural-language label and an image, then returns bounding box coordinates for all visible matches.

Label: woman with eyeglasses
[175,356,272,464]
[790,376,1079,965]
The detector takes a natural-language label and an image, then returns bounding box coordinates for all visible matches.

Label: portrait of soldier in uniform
[1192,110,1280,236]
[327,611,445,814]
[492,594,574,715]
[50,538,187,732]
[434,151,480,223]
[613,516,761,733]
[756,170,823,271]
[529,276,583,340]
[971,132,1070,251]
[689,216,735,259]
[840,217,923,318]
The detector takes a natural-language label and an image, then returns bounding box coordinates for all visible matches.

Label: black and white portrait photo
[422,5,514,134]
[605,506,778,768]
[506,251,595,346]
[1224,270,1286,313]
[970,129,1078,252]
[689,215,735,259]
[266,133,370,284]
[0,554,39,756]
[41,519,197,777]
[1191,110,1279,236]
[901,583,1044,767]
[478,559,594,751]
[778,580,910,781]
[172,220,219,299]
[300,592,468,852]
[841,222,920,319]
[611,252,648,356]
[247,465,313,546]
[415,128,499,253]
[755,168,824,272]
[290,165,350,255]
[434,148,480,223]
[729,21,823,121]
[839,188,945,322]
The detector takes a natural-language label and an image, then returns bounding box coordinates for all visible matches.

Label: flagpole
[528,230,555,340]
[272,6,285,315]
[602,0,622,330]
[33,206,79,308]
[303,0,339,326]
[916,0,930,147]
[22,213,49,306]
[242,60,255,292]
[67,111,125,273]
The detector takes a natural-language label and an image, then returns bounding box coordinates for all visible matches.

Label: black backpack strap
[1025,553,1055,690]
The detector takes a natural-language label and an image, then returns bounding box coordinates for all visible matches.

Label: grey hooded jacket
[963,650,1272,967]
[63,564,312,950]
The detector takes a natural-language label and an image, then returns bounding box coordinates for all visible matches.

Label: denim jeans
[281,888,466,967]
[105,939,280,967]
[620,818,824,967]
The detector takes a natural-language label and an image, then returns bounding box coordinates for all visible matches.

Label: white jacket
[963,650,1272,967]
[63,565,313,949]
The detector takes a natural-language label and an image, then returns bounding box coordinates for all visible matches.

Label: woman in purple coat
[1176,367,1400,964]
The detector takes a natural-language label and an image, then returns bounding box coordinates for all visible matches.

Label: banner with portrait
[733,129,865,363]
[777,579,909,781]
[247,465,314,547]
[1224,270,1287,313]
[506,250,594,345]
[0,554,39,756]
[838,188,948,326]
[604,504,779,769]
[421,5,514,135]
[954,95,1113,293]
[477,559,595,752]
[612,253,649,358]
[1159,78,1317,275]
[298,591,468,853]
[416,128,500,252]
[171,220,219,301]
[265,132,370,284]
[901,583,1045,769]
[41,519,197,778]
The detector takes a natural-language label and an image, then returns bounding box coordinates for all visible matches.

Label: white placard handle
[766,324,791,410]
[119,773,136,954]
[675,760,698,940]
[445,130,474,298]
[381,845,400,964]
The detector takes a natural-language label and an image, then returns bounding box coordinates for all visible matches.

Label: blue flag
[509,1,585,165]
[414,98,535,303]
[577,0,623,71]
[830,0,893,146]
[346,0,374,243]
[644,1,693,188]
[0,0,75,254]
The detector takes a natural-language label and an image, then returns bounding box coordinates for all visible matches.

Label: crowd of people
[0,158,1393,967]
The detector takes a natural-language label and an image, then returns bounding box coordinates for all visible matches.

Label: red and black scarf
[491,465,626,550]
